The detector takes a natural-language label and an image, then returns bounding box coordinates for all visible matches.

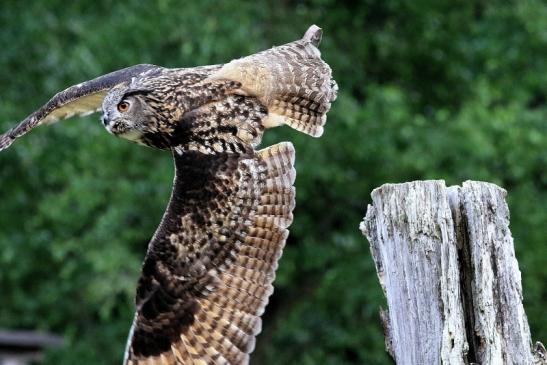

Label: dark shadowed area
[0,1,545,364]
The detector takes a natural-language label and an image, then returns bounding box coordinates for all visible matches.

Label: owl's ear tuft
[302,25,322,47]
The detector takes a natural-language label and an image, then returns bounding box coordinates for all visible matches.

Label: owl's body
[0,26,337,364]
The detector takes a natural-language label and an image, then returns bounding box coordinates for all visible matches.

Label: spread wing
[123,142,295,365]
[206,25,338,137]
[0,64,160,151]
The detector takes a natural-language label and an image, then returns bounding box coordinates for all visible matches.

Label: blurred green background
[0,1,545,364]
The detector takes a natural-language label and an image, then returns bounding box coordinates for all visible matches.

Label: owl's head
[102,83,190,150]
[101,84,159,145]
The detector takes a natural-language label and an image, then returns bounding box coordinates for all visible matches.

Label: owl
[0,25,337,364]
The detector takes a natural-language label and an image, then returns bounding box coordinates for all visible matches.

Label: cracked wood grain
[360,180,544,365]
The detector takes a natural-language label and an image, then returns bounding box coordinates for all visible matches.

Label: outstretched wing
[206,25,338,137]
[0,64,160,151]
[124,141,295,365]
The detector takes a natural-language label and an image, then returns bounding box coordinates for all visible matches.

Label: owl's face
[101,85,156,144]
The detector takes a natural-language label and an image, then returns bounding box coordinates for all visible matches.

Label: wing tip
[302,25,323,47]
[0,131,15,151]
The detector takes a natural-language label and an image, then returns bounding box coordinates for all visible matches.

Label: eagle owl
[0,25,337,364]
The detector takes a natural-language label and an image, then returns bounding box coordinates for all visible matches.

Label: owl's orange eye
[117,101,130,112]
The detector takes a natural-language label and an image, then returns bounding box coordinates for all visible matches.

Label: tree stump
[360,180,545,365]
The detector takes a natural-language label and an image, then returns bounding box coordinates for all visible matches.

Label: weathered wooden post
[360,180,545,365]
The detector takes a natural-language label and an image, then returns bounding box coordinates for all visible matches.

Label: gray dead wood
[360,180,545,365]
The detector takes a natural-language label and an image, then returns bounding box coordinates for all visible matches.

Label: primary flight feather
[0,25,337,365]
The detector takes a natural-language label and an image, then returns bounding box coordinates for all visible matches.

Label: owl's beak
[101,109,111,127]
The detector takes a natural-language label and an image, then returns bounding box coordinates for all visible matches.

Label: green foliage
[0,1,545,364]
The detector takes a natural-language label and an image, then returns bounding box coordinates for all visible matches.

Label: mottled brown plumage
[0,25,337,364]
